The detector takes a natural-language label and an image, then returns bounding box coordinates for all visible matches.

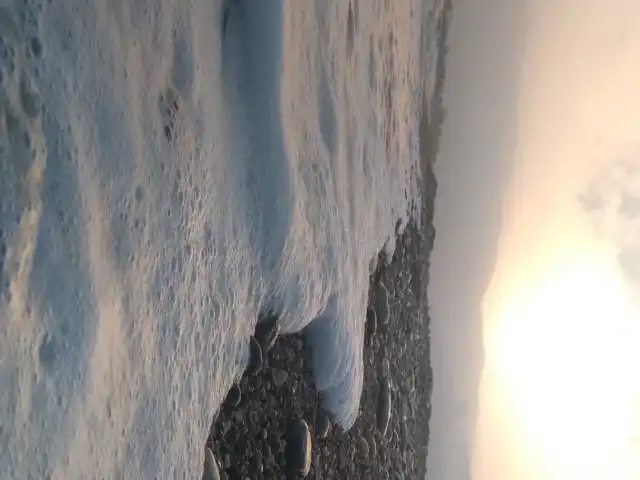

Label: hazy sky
[429,1,640,479]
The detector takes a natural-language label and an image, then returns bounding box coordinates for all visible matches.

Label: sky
[428,1,640,479]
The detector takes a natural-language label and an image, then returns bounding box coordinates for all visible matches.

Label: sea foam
[0,0,430,477]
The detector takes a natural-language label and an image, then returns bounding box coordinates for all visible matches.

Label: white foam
[0,0,430,477]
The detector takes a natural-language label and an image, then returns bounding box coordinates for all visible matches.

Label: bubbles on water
[59,322,69,336]
[0,37,16,78]
[0,235,5,274]
[134,185,144,203]
[29,36,43,58]
[171,28,195,98]
[346,3,356,57]
[19,76,43,119]
[19,7,39,37]
[38,333,56,369]
[159,88,181,142]
[317,63,337,157]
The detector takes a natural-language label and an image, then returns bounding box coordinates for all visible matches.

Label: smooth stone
[256,384,267,398]
[365,307,377,346]
[338,448,347,469]
[221,420,231,434]
[203,447,221,480]
[224,384,241,408]
[376,378,391,436]
[312,452,322,477]
[368,435,377,459]
[255,314,280,353]
[266,450,276,467]
[315,412,331,439]
[381,357,390,376]
[273,369,288,387]
[270,435,285,454]
[249,457,263,476]
[245,336,263,376]
[375,282,390,325]
[285,418,312,477]
[249,410,259,425]
[367,351,375,366]
[357,435,369,459]
[407,400,415,418]
[399,399,408,420]
[399,421,408,444]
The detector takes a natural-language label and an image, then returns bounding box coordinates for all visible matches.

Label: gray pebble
[358,435,369,459]
[255,314,280,353]
[245,337,263,376]
[365,307,377,346]
[376,282,390,325]
[285,418,312,477]
[368,435,377,459]
[203,447,221,480]
[377,378,391,436]
[224,384,241,408]
[315,412,330,439]
[272,369,288,387]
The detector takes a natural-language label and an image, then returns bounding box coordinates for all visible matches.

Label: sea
[0,0,443,477]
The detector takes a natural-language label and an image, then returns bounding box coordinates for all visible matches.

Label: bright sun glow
[485,244,640,480]
[471,2,640,478]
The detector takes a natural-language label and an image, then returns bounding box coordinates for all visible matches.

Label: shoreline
[205,216,432,479]
[203,1,453,478]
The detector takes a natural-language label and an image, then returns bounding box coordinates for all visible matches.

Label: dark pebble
[368,435,377,459]
[203,447,221,480]
[399,421,408,445]
[376,282,390,325]
[249,456,263,476]
[365,307,377,346]
[273,369,288,387]
[285,418,311,478]
[381,357,390,376]
[357,435,369,459]
[376,378,391,436]
[245,336,263,376]
[30,37,43,58]
[255,314,280,353]
[315,412,330,439]
[224,384,241,409]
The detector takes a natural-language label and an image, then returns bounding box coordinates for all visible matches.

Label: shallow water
[0,0,436,477]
